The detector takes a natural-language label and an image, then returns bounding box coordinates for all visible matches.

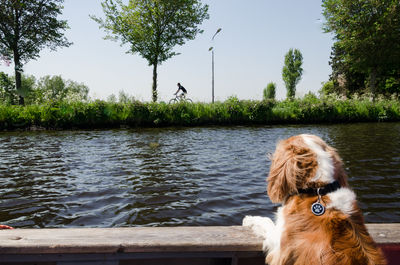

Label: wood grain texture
[365,223,400,244]
[0,226,262,254]
[0,224,398,255]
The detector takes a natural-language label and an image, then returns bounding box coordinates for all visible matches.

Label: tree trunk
[13,7,24,105]
[14,58,24,105]
[287,83,295,100]
[152,63,158,102]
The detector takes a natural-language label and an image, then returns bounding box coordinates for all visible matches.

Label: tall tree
[0,0,71,105]
[92,0,209,102]
[322,0,400,96]
[282,48,303,99]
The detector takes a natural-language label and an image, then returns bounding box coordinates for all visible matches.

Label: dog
[243,134,386,265]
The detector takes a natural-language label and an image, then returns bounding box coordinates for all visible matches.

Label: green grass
[0,96,399,130]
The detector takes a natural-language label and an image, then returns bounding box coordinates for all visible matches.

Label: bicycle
[169,93,193,104]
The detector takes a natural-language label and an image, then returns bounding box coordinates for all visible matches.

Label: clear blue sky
[0,0,334,102]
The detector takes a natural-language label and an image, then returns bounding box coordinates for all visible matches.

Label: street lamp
[209,28,221,103]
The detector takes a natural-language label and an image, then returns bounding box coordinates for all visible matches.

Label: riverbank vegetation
[0,1,399,131]
[0,93,399,130]
[322,0,400,98]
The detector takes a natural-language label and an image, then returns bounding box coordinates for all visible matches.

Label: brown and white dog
[243,134,386,265]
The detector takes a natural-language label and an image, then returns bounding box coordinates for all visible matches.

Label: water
[0,123,399,228]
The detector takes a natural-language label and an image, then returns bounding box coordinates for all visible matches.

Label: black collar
[297,180,341,196]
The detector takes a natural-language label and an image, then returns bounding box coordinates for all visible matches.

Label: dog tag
[311,188,325,216]
[311,201,325,216]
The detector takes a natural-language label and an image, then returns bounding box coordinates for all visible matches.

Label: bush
[319,80,335,97]
[0,74,89,105]
[0,72,18,105]
[0,95,398,130]
[263,82,276,101]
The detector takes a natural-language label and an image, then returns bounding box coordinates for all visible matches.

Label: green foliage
[319,80,335,97]
[263,82,276,100]
[0,74,89,105]
[0,0,71,104]
[282,49,303,99]
[20,74,36,102]
[328,42,368,96]
[92,0,209,102]
[0,0,71,64]
[381,71,400,95]
[0,72,36,104]
[30,75,89,104]
[118,90,135,104]
[107,94,117,103]
[322,0,400,96]
[0,71,17,104]
[0,96,398,130]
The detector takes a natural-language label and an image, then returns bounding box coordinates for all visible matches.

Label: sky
[0,0,334,102]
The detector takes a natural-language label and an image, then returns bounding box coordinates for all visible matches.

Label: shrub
[319,80,335,97]
[263,82,276,100]
[0,96,398,130]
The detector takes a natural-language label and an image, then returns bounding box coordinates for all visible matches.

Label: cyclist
[174,83,187,98]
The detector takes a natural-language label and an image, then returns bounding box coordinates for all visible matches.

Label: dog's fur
[243,134,386,265]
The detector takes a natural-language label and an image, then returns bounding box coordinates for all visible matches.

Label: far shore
[0,96,399,130]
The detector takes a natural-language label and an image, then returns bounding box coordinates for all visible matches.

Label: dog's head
[267,134,348,203]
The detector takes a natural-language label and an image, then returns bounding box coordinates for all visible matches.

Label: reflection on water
[0,123,399,228]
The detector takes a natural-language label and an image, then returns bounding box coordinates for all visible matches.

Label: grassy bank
[0,95,399,130]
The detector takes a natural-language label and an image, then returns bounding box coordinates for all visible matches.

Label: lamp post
[209,28,221,103]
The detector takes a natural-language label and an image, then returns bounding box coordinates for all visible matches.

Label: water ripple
[0,123,399,227]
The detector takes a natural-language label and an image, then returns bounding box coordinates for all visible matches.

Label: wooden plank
[0,226,262,254]
[0,224,398,255]
[365,223,400,244]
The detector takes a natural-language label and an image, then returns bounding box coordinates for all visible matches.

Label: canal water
[0,122,399,228]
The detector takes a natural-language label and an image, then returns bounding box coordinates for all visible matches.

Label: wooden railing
[0,224,399,265]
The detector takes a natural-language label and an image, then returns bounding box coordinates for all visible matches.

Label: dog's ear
[267,138,317,203]
[267,143,299,203]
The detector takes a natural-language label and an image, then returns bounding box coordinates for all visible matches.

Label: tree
[30,75,89,103]
[263,82,276,100]
[328,42,367,96]
[92,0,209,102]
[282,48,303,99]
[319,80,335,97]
[0,0,71,105]
[322,0,400,97]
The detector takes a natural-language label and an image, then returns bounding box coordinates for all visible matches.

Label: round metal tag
[311,202,325,216]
